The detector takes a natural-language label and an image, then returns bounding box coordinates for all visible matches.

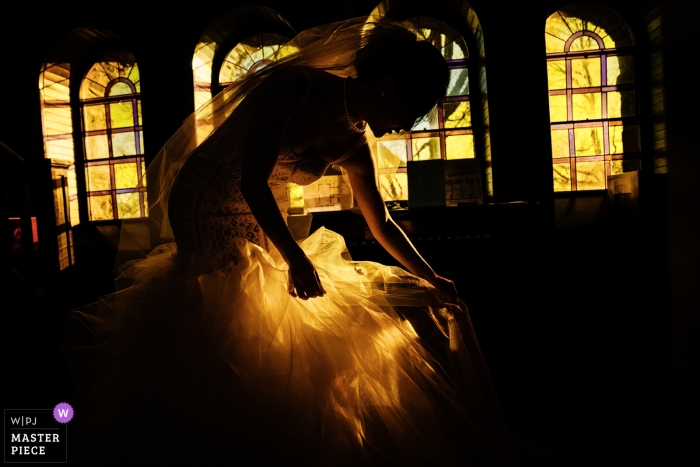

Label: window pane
[549,95,568,122]
[84,134,109,160]
[85,165,111,191]
[576,161,605,190]
[44,107,73,136]
[376,140,407,169]
[607,91,635,118]
[114,162,139,189]
[553,163,571,192]
[46,138,75,160]
[574,127,604,156]
[445,134,474,159]
[412,137,441,161]
[112,132,137,157]
[569,35,600,52]
[109,82,133,96]
[379,173,408,201]
[609,125,640,154]
[446,68,469,97]
[572,93,601,120]
[550,129,570,158]
[137,100,143,126]
[116,192,141,218]
[110,101,135,128]
[444,101,471,128]
[412,105,439,131]
[83,105,107,131]
[607,55,635,85]
[547,61,567,90]
[88,195,113,220]
[571,58,601,88]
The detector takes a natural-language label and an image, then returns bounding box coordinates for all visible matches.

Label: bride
[64,17,517,466]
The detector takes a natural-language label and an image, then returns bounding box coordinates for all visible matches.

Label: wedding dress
[62,17,517,466]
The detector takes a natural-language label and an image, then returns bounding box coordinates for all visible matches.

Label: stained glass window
[80,52,147,220]
[374,17,473,203]
[193,33,295,111]
[546,3,639,192]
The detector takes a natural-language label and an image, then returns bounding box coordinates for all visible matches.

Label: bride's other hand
[287,254,326,300]
[426,275,458,305]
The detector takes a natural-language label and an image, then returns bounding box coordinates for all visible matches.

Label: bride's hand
[287,254,326,300]
[427,275,458,305]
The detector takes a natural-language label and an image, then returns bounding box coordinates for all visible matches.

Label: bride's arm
[239,69,325,300]
[339,146,458,304]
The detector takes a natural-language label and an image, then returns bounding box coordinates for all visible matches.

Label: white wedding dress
[62,20,518,467]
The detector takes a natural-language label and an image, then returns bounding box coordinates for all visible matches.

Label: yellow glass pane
[138,131,144,154]
[70,199,80,227]
[547,61,567,90]
[219,60,248,85]
[116,192,141,219]
[412,137,440,161]
[128,63,140,92]
[288,183,304,209]
[112,132,137,157]
[560,11,584,35]
[571,58,601,88]
[549,95,568,122]
[379,173,408,201]
[45,139,75,161]
[545,14,573,52]
[376,140,407,169]
[109,82,132,96]
[574,127,604,156]
[607,55,635,85]
[572,93,601,121]
[553,163,571,192]
[114,162,138,189]
[569,35,600,51]
[413,104,439,131]
[447,68,469,97]
[110,101,134,128]
[85,165,111,191]
[607,91,635,118]
[550,129,570,158]
[88,195,113,220]
[609,125,640,154]
[545,34,567,54]
[83,105,107,131]
[43,107,73,136]
[84,134,109,160]
[444,102,471,128]
[445,134,474,159]
[276,43,299,59]
[137,100,142,125]
[441,36,467,60]
[576,161,606,190]
[142,192,149,216]
[611,160,624,175]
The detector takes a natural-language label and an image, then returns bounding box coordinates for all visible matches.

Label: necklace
[343,78,366,134]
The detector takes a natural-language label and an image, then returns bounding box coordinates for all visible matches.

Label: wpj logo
[4,404,71,463]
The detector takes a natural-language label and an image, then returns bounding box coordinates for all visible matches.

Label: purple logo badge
[53,402,73,423]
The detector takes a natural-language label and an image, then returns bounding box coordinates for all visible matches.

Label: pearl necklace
[343,78,366,134]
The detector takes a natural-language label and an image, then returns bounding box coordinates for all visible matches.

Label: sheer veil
[116,16,413,276]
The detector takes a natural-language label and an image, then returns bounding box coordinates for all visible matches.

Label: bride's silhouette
[63,17,517,466]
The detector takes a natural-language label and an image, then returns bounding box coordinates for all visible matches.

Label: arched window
[79,52,147,220]
[374,17,473,205]
[546,3,639,192]
[219,33,296,87]
[192,6,296,110]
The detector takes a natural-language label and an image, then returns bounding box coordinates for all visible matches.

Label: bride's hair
[354,24,449,105]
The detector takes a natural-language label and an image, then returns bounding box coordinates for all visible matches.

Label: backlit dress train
[62,18,517,466]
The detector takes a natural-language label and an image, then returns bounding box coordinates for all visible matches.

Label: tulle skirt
[62,227,516,466]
